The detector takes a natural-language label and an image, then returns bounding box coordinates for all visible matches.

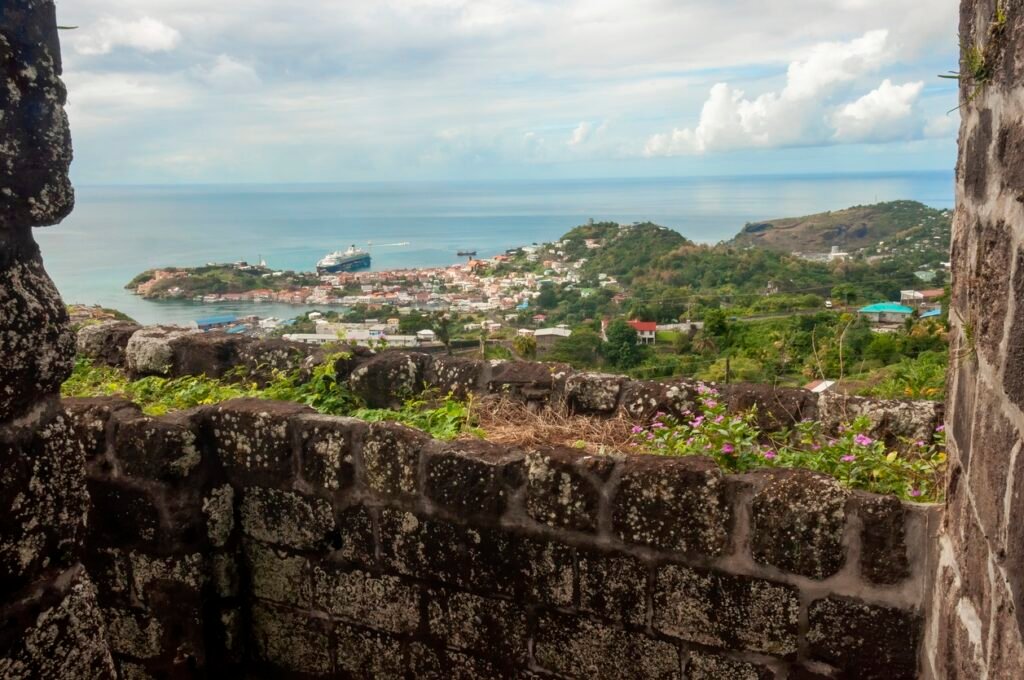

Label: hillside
[730,200,951,255]
[559,221,692,281]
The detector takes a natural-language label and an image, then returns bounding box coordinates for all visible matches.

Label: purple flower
[841,454,856,463]
[705,399,718,409]
[685,437,694,445]
[763,450,777,460]
[631,425,644,434]
[652,422,666,429]
[935,424,945,433]
[714,415,725,424]
[854,434,873,447]
[838,425,846,433]
[646,432,655,440]
[689,416,705,427]
[654,411,666,419]
[908,488,923,497]
[915,440,926,447]
[722,443,735,454]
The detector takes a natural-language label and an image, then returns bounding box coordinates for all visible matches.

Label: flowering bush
[631,383,946,502]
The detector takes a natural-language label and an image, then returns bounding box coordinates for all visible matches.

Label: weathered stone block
[424,438,524,517]
[63,396,139,459]
[113,413,202,481]
[334,504,376,568]
[244,541,311,605]
[578,549,648,625]
[335,623,405,678]
[362,421,429,501]
[526,538,575,607]
[806,596,921,680]
[123,327,192,378]
[619,379,698,421]
[408,643,504,680]
[534,611,680,680]
[652,564,799,655]
[488,360,569,401]
[686,651,773,680]
[817,392,942,445]
[426,589,526,662]
[0,571,115,679]
[721,383,817,431]
[378,510,526,595]
[202,484,235,548]
[239,487,336,550]
[127,551,206,605]
[87,479,162,547]
[424,355,484,399]
[251,601,332,676]
[76,321,141,368]
[856,493,911,585]
[0,412,88,590]
[103,607,165,659]
[169,332,254,380]
[312,565,420,634]
[611,454,731,556]
[207,398,312,487]
[349,351,430,408]
[750,470,849,579]
[525,446,612,532]
[564,372,626,413]
[295,414,364,493]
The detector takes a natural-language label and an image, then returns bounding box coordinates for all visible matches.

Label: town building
[627,320,657,345]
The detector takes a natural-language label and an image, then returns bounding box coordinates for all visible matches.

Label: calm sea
[35,172,955,325]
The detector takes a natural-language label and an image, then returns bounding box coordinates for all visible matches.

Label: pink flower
[915,440,926,447]
[714,415,725,424]
[689,416,704,427]
[812,444,821,451]
[908,488,923,497]
[631,425,644,434]
[841,454,856,463]
[655,411,666,419]
[935,424,945,432]
[854,434,873,447]
[686,437,694,445]
[722,443,735,454]
[763,450,777,460]
[705,399,718,409]
[646,432,655,440]
[652,422,666,429]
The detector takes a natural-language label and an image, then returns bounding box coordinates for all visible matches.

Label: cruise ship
[316,245,371,274]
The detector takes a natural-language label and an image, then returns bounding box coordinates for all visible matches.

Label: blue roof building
[920,308,942,319]
[858,303,915,314]
[193,314,238,331]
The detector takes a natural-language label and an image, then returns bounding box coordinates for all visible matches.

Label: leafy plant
[631,383,946,502]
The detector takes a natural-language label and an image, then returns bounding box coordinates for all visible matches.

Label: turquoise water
[35,172,954,325]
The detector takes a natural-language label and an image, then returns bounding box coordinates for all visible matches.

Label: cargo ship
[316,245,371,274]
[457,249,477,257]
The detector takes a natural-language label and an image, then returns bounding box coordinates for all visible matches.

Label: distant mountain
[729,200,951,254]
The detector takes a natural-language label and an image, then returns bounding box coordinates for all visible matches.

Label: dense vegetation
[126,264,319,299]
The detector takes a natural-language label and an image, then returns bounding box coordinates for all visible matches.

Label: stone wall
[79,323,945,445]
[925,0,1024,677]
[0,2,116,677]
[65,394,938,678]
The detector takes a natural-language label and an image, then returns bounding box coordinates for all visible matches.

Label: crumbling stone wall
[925,0,1024,676]
[0,1,116,676]
[65,392,938,678]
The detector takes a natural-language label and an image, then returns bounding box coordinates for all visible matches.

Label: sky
[56,0,962,185]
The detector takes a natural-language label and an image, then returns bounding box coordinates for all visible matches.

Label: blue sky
[58,0,961,185]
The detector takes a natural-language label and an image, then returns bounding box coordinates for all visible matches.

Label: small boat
[316,245,371,274]
[457,250,477,257]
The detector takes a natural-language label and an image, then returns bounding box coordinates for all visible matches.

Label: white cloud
[74,17,181,55]
[193,55,260,88]
[645,30,934,156]
[832,79,923,143]
[568,121,593,146]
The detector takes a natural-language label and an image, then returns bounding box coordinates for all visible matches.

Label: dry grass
[466,396,637,454]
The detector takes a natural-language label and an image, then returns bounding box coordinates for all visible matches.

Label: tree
[702,308,729,337]
[432,313,452,355]
[549,328,603,367]
[513,334,537,359]
[602,319,643,369]
[691,331,718,355]
[537,282,558,309]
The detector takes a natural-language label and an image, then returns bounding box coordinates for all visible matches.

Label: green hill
[730,200,950,254]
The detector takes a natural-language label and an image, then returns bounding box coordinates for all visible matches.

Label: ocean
[35,172,955,326]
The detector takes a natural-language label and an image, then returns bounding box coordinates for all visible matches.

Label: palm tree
[692,331,718,355]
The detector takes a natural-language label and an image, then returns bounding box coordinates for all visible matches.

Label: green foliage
[352,393,481,441]
[602,319,644,369]
[698,356,764,383]
[864,351,947,401]
[536,282,558,309]
[633,384,946,502]
[548,327,603,366]
[512,334,537,359]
